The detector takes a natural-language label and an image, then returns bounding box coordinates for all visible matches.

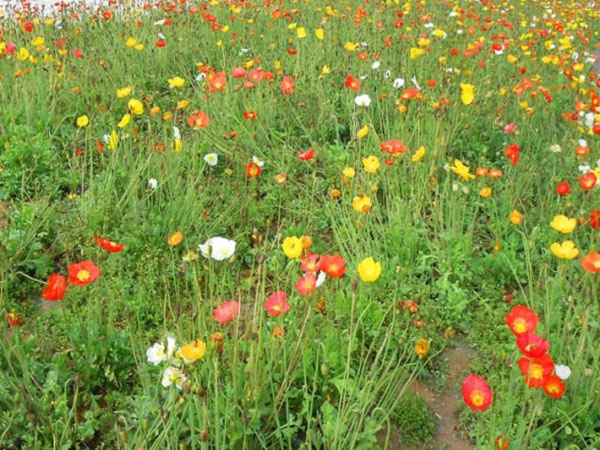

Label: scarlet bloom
[556,181,570,196]
[231,67,246,78]
[6,312,25,327]
[298,149,315,160]
[504,144,519,166]
[243,111,257,120]
[42,273,68,300]
[67,261,100,287]
[213,301,240,324]
[295,273,317,296]
[345,75,361,91]
[280,76,295,95]
[22,20,34,32]
[462,374,493,411]
[579,172,597,191]
[516,331,550,358]
[94,237,125,253]
[581,252,600,273]
[379,140,408,156]
[207,71,227,92]
[264,291,290,317]
[589,210,600,229]
[505,305,538,336]
[320,254,347,278]
[518,354,554,388]
[246,162,261,178]
[187,111,210,129]
[543,374,566,399]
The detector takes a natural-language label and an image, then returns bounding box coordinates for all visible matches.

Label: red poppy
[248,68,263,83]
[72,49,84,58]
[543,374,566,399]
[505,305,538,336]
[207,71,227,92]
[94,237,125,253]
[42,273,68,300]
[581,252,600,273]
[589,210,600,229]
[155,39,167,48]
[264,291,290,317]
[67,261,100,287]
[232,67,246,78]
[320,254,347,278]
[579,172,597,191]
[504,144,519,166]
[400,87,421,100]
[345,75,361,91]
[295,273,317,296]
[518,354,554,388]
[246,162,261,178]
[280,76,295,95]
[516,331,550,358]
[462,374,493,411]
[6,312,25,327]
[379,139,408,156]
[213,301,240,324]
[243,111,257,120]
[556,181,570,196]
[298,149,315,160]
[22,20,34,32]
[187,111,210,129]
[300,253,322,273]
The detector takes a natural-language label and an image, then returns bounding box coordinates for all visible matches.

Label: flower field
[1,0,600,448]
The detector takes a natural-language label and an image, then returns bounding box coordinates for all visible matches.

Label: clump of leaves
[393,393,437,447]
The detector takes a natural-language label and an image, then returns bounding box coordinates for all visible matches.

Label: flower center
[77,270,90,281]
[470,390,484,406]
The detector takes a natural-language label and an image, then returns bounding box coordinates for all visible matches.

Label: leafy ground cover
[1,0,600,448]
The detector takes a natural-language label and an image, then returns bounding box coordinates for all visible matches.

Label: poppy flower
[516,331,550,358]
[168,231,183,247]
[181,339,207,363]
[246,162,261,178]
[198,237,236,261]
[42,273,67,300]
[556,181,570,196]
[509,210,523,225]
[518,354,555,388]
[362,155,380,173]
[264,291,290,316]
[213,301,240,324]
[581,252,600,273]
[505,305,538,336]
[550,215,577,233]
[379,139,408,156]
[460,83,475,105]
[94,237,125,253]
[579,172,597,191]
[232,67,246,78]
[207,71,227,92]
[298,149,315,160]
[504,144,519,166]
[462,374,493,411]
[345,75,361,91]
[415,338,429,358]
[543,374,566,399]
[300,253,322,273]
[550,241,579,259]
[282,236,303,259]
[243,111,257,120]
[320,254,346,278]
[187,111,210,129]
[280,76,295,95]
[67,261,100,287]
[6,312,25,327]
[352,195,372,212]
[357,257,382,282]
[295,273,317,296]
[589,210,600,229]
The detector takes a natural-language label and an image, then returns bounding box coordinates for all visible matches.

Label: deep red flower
[379,139,408,156]
[243,111,257,120]
[581,252,600,273]
[264,291,290,317]
[246,162,261,178]
[345,75,361,91]
[67,261,100,287]
[504,144,519,166]
[320,254,347,278]
[298,149,315,160]
[295,273,317,296]
[155,39,167,48]
[22,21,34,32]
[462,374,493,411]
[579,172,597,191]
[94,237,125,253]
[213,301,240,324]
[518,354,554,388]
[6,312,25,327]
[505,305,538,336]
[543,374,566,399]
[555,181,570,196]
[280,76,295,95]
[42,273,67,300]
[516,331,550,358]
[589,210,600,229]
